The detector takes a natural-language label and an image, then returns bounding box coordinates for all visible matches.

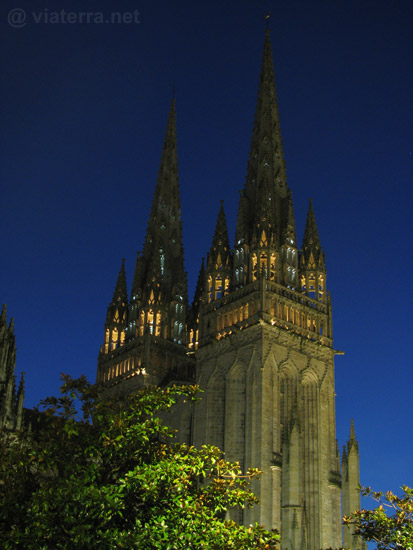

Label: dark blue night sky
[1,0,412,517]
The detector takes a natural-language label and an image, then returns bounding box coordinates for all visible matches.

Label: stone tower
[96,30,361,550]
[96,99,194,395]
[0,304,24,432]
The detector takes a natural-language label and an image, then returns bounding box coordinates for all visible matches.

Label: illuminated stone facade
[96,31,363,550]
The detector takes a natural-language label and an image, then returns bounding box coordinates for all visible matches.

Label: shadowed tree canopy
[0,376,280,549]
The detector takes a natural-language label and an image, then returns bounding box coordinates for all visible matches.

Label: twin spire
[103,28,326,341]
[242,29,290,247]
[101,96,187,357]
[131,97,186,309]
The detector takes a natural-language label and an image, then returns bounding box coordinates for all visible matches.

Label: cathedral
[96,31,363,550]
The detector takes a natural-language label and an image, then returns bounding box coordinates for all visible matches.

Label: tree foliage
[343,486,413,550]
[0,375,279,549]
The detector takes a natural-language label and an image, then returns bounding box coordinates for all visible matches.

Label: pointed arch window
[260,230,268,247]
[215,275,222,300]
[147,310,154,334]
[139,311,145,336]
[260,252,268,277]
[160,249,165,275]
[270,253,276,281]
[252,253,258,281]
[104,329,109,354]
[155,312,162,336]
[173,320,183,342]
[111,327,118,350]
[301,274,306,293]
[308,273,316,299]
[318,274,324,301]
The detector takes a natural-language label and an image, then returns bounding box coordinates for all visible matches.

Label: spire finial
[264,11,270,28]
[302,199,321,249]
[112,259,128,303]
[241,17,289,246]
[349,418,356,441]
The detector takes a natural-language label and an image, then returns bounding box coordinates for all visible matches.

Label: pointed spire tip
[350,418,356,440]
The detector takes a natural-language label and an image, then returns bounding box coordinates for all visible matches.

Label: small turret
[132,98,187,342]
[299,199,327,302]
[101,259,129,354]
[206,201,231,303]
[188,258,205,350]
[97,98,194,388]
[342,420,363,550]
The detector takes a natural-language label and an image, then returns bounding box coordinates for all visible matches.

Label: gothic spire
[206,202,231,302]
[105,259,128,328]
[139,98,186,305]
[299,199,326,300]
[302,199,321,251]
[349,418,356,442]
[241,29,289,245]
[347,419,359,453]
[112,259,128,304]
[208,201,230,263]
[0,305,7,329]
